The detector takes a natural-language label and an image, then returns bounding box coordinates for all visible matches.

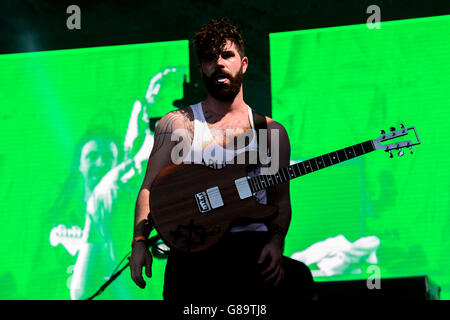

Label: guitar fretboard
[248,140,375,193]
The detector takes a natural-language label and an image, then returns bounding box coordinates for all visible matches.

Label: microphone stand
[86,235,161,300]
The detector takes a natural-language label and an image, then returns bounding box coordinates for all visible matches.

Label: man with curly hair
[130,18,313,301]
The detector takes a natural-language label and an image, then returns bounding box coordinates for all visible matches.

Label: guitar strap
[251,108,268,167]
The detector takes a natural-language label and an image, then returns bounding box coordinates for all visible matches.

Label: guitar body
[150,154,278,253]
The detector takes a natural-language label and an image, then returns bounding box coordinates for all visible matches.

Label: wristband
[131,236,147,248]
[131,214,155,248]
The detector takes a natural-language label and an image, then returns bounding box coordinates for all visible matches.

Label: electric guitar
[49,224,84,256]
[149,125,421,253]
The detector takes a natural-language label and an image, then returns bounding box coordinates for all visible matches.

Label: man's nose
[215,55,226,67]
[95,156,105,167]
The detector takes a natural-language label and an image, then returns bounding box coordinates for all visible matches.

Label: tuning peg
[389,150,393,158]
[398,149,404,157]
[400,124,405,129]
[390,127,396,132]
[409,146,413,154]
[380,130,386,135]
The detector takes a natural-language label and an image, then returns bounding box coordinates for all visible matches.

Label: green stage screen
[270,15,450,298]
[0,41,189,299]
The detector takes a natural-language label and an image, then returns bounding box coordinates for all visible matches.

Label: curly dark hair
[193,18,245,62]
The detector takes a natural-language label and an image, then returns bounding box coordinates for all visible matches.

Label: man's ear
[242,56,249,74]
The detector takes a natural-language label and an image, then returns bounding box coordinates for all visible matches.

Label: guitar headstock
[373,124,421,158]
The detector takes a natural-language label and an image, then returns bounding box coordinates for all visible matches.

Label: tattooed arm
[130,108,193,288]
[133,108,193,234]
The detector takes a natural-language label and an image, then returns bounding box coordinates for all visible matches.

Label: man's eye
[222,52,234,59]
[87,152,99,161]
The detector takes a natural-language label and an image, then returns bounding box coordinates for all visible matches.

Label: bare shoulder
[265,116,289,141]
[264,116,291,163]
[173,106,194,123]
[150,106,194,157]
[157,106,193,131]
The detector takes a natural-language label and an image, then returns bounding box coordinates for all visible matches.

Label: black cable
[111,250,132,275]
[86,234,162,300]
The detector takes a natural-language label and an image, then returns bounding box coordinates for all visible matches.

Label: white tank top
[183,102,268,232]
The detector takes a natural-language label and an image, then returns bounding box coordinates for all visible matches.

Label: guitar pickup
[234,177,252,199]
[195,186,224,213]
[206,186,224,209]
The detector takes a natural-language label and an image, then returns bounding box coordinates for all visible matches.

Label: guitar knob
[400,124,405,129]
[390,127,396,132]
[389,150,393,158]
[398,149,404,157]
[409,146,413,154]
[380,130,386,135]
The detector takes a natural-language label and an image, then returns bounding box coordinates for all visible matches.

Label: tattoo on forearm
[134,219,152,238]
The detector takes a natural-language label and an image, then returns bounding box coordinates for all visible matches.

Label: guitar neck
[248,140,375,192]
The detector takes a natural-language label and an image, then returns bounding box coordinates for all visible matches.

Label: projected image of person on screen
[45,129,123,299]
[47,68,184,300]
[68,121,148,300]
[69,133,131,300]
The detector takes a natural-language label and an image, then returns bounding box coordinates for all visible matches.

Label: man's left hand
[257,237,284,287]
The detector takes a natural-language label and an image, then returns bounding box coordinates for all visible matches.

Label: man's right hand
[130,242,153,289]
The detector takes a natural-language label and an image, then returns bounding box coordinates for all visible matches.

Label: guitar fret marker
[302,162,309,173]
[305,163,310,174]
[257,178,262,190]
[288,167,295,178]
[335,152,340,162]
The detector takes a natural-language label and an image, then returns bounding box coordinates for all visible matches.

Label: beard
[202,65,243,102]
